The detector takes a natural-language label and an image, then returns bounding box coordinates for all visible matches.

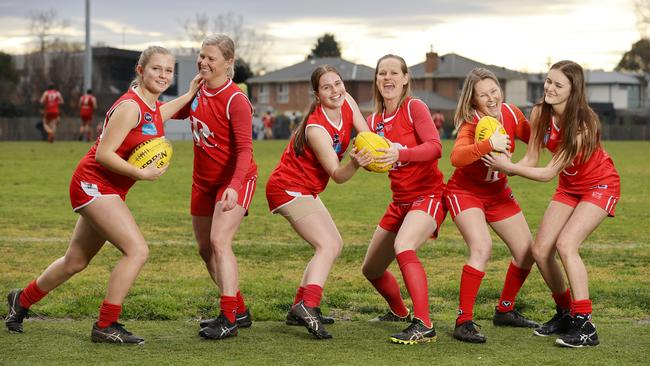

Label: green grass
[0,140,649,365]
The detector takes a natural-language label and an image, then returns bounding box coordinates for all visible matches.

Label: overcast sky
[0,0,640,73]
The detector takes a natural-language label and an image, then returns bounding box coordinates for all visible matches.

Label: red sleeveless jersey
[447,103,530,196]
[72,88,164,195]
[44,90,62,113]
[186,80,257,185]
[79,95,95,114]
[367,97,445,202]
[268,100,354,195]
[544,118,620,193]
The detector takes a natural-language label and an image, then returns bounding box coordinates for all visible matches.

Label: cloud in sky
[0,0,639,72]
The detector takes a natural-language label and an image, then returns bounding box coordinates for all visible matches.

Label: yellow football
[127,137,173,169]
[354,131,391,173]
[475,116,507,142]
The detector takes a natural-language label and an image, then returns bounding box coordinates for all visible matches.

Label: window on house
[277,83,289,103]
[259,84,269,103]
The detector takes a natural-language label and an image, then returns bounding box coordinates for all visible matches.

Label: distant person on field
[5,46,201,344]
[173,34,257,341]
[484,60,620,348]
[39,84,63,143]
[432,110,445,138]
[263,110,274,139]
[361,54,446,345]
[79,89,98,142]
[266,65,371,340]
[445,68,538,344]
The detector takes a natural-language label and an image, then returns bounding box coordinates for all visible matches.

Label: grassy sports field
[1,140,649,365]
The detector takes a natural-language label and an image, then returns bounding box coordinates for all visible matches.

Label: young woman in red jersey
[39,85,64,143]
[445,68,539,344]
[484,60,620,348]
[266,64,371,339]
[5,46,201,344]
[360,54,446,345]
[172,35,257,340]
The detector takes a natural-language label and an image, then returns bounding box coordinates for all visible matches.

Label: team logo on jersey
[376,121,385,137]
[144,112,153,123]
[190,116,215,147]
[191,96,199,111]
[544,127,551,145]
[332,133,341,154]
[142,122,158,135]
[592,191,603,200]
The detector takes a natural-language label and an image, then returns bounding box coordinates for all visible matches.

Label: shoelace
[112,322,133,336]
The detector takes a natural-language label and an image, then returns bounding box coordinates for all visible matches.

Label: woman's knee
[62,256,90,275]
[315,238,343,261]
[555,236,578,259]
[469,242,492,263]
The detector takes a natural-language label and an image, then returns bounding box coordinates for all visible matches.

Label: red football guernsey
[178,80,257,190]
[44,90,63,113]
[544,117,620,193]
[447,103,530,197]
[268,99,354,195]
[367,97,445,203]
[72,87,164,195]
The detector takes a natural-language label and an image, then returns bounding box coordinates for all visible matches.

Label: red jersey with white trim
[72,88,164,195]
[447,103,530,196]
[368,97,445,202]
[544,118,620,193]
[269,100,354,195]
[179,80,257,188]
[79,95,95,115]
[44,90,63,113]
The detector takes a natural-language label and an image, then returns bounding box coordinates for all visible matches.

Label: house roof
[358,89,457,111]
[410,53,525,80]
[248,57,375,84]
[528,70,642,85]
[585,70,641,85]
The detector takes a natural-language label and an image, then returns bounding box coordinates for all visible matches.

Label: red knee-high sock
[19,279,48,309]
[293,286,305,306]
[552,289,572,311]
[220,295,238,323]
[302,284,323,308]
[497,262,531,312]
[396,250,431,327]
[97,300,122,328]
[236,291,247,313]
[368,271,409,317]
[456,264,485,325]
[571,299,592,316]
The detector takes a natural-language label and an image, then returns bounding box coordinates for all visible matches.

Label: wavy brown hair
[532,60,600,169]
[292,64,342,156]
[372,54,411,115]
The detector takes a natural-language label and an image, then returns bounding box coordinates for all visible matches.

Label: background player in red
[262,110,274,139]
[484,60,620,348]
[445,68,538,344]
[79,89,98,142]
[5,46,201,344]
[172,35,257,341]
[432,110,445,138]
[39,84,64,143]
[361,54,446,345]
[266,64,371,339]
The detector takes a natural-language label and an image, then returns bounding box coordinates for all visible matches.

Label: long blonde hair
[202,34,236,79]
[532,60,600,169]
[130,46,173,88]
[292,65,342,157]
[372,54,411,114]
[453,68,501,128]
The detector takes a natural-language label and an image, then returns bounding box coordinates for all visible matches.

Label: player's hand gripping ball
[127,137,173,169]
[353,131,392,173]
